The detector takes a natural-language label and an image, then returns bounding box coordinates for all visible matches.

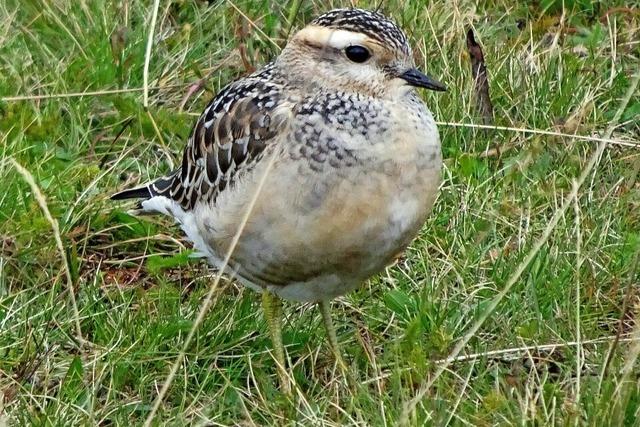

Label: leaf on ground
[61,356,85,402]
[147,250,197,275]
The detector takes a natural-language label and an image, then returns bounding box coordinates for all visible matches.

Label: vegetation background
[1,0,639,425]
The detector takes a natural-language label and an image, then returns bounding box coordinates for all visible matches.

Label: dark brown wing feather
[113,63,291,210]
[164,63,290,210]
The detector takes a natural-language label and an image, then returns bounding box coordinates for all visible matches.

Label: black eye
[345,45,371,63]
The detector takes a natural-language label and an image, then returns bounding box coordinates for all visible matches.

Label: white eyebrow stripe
[297,25,369,50]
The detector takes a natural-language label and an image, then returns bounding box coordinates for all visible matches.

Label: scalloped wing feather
[113,64,292,211]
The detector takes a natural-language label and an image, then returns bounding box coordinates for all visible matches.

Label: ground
[1,0,640,425]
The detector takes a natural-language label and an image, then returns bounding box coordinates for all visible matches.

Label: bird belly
[193,136,440,302]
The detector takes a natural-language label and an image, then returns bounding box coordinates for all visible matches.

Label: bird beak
[400,68,447,92]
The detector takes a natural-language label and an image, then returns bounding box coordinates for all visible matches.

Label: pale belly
[193,141,441,302]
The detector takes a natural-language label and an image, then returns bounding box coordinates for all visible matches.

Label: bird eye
[344,45,371,63]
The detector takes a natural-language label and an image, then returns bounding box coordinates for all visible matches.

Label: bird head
[279,8,446,99]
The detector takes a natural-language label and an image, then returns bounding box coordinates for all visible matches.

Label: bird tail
[111,169,179,200]
[111,185,152,201]
[110,171,179,214]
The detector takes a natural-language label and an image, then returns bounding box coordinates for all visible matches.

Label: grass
[1,0,639,425]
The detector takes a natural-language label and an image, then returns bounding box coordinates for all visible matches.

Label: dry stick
[360,336,640,388]
[235,15,256,75]
[66,143,139,227]
[9,159,83,342]
[142,149,280,427]
[400,72,640,425]
[466,27,494,125]
[143,0,161,109]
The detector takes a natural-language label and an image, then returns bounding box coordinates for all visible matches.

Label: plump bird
[112,8,446,392]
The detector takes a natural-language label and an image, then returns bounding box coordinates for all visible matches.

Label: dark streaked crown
[311,8,410,56]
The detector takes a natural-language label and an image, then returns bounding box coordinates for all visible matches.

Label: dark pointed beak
[400,68,447,92]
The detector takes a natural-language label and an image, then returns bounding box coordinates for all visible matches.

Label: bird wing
[112,63,292,210]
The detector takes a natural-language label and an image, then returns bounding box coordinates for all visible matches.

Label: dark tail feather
[111,170,178,202]
[111,185,152,201]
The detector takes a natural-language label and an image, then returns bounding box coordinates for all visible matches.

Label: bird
[111,8,446,393]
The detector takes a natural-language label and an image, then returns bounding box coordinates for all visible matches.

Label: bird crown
[310,8,411,56]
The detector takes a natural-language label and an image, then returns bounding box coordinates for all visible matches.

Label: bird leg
[319,300,355,389]
[261,290,291,395]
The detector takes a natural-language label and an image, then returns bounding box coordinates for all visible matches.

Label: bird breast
[194,92,442,292]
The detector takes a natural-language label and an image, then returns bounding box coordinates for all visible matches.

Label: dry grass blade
[614,312,640,423]
[143,0,161,108]
[598,247,640,393]
[227,0,281,50]
[436,122,640,149]
[0,85,185,102]
[573,179,583,409]
[433,335,639,364]
[8,158,83,343]
[142,149,280,427]
[400,72,640,425]
[146,110,174,169]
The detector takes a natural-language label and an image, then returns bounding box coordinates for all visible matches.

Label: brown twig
[599,7,640,23]
[235,17,255,74]
[466,28,494,125]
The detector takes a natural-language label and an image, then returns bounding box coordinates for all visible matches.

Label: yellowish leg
[262,291,291,395]
[319,300,355,388]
